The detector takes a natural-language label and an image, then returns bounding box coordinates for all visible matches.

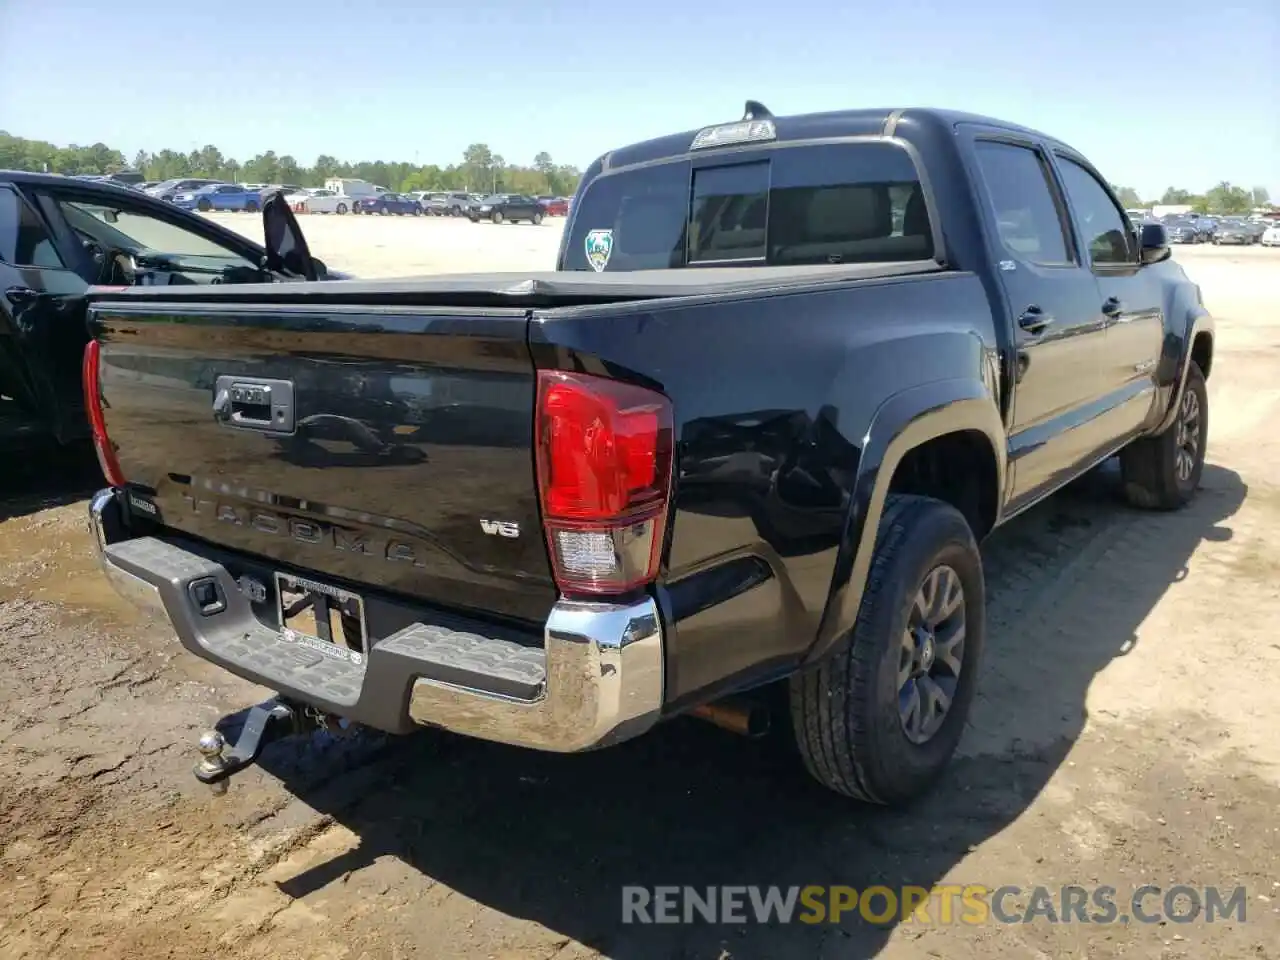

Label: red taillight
[535,370,673,595]
[82,340,126,487]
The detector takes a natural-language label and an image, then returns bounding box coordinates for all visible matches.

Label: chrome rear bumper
[88,488,664,751]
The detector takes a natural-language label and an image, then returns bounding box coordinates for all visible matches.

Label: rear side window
[0,186,65,268]
[972,141,1071,265]
[563,141,934,271]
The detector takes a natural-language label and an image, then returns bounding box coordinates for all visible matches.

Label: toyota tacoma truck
[84,103,1213,805]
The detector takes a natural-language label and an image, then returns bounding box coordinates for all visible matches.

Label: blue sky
[2,0,1277,197]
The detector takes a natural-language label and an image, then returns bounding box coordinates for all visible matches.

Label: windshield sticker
[585,229,614,272]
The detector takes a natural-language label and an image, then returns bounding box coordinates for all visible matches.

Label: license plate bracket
[275,572,368,665]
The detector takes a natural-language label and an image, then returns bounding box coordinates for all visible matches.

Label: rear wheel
[197,198,211,212]
[336,202,348,215]
[245,200,259,213]
[532,211,544,225]
[789,494,984,804]
[491,210,504,224]
[1119,361,1208,510]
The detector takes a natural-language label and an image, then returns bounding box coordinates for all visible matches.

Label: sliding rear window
[562,141,934,271]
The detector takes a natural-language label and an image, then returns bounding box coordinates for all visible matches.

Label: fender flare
[1152,307,1214,436]
[806,377,1006,665]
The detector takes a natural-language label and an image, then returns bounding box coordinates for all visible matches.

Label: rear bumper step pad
[89,488,664,751]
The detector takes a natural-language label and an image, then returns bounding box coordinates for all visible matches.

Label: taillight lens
[535,370,673,595]
[82,340,126,487]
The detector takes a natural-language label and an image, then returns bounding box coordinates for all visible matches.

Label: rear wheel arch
[808,380,1005,666]
[888,428,1000,541]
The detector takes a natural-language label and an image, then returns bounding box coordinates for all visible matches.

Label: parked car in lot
[79,103,1212,809]
[1212,218,1257,245]
[285,188,343,214]
[173,183,264,213]
[259,184,307,201]
[323,178,387,213]
[146,178,223,202]
[537,196,569,216]
[355,192,423,216]
[1192,216,1218,242]
[424,191,475,216]
[1165,218,1201,243]
[413,192,452,215]
[1262,221,1280,247]
[0,174,345,453]
[468,193,545,223]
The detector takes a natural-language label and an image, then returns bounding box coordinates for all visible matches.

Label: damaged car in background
[0,172,343,453]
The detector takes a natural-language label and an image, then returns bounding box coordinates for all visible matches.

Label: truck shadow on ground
[0,441,103,524]
[257,461,1246,959]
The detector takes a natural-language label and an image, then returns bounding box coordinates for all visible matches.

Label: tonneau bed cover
[89,260,948,306]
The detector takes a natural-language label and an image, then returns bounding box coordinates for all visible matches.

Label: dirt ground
[2,233,1279,960]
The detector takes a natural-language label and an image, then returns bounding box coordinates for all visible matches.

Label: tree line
[1112,183,1272,216]
[0,133,582,197]
[2,132,1271,214]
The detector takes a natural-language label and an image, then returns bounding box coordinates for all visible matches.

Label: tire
[789,494,984,805]
[336,203,348,215]
[197,199,211,212]
[1119,361,1208,510]
[412,206,422,217]
[532,211,544,225]
[245,200,259,213]
[491,210,504,224]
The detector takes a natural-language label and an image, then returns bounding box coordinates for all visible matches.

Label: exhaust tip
[691,700,771,739]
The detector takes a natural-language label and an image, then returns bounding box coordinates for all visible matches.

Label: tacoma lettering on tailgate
[181,496,428,567]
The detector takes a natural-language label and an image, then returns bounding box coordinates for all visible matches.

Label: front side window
[563,141,934,271]
[972,141,1071,264]
[1055,157,1135,265]
[54,196,256,280]
[0,186,65,268]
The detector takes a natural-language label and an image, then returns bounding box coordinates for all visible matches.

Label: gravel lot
[2,226,1279,959]
[208,209,568,277]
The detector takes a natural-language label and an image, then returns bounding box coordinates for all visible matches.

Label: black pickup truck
[84,103,1213,806]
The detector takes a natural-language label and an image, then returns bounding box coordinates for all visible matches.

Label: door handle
[1102,296,1123,319]
[4,286,40,307]
[1017,305,1054,335]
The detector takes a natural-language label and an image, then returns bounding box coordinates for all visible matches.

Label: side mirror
[1139,222,1170,265]
[103,209,120,224]
[311,257,328,278]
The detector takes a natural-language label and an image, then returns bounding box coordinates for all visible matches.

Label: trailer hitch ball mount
[193,698,318,795]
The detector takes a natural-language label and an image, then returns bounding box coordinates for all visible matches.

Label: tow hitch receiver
[194,699,312,795]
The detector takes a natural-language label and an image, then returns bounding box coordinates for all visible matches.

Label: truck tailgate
[89,301,556,624]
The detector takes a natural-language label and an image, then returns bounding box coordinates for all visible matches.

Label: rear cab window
[562,141,934,271]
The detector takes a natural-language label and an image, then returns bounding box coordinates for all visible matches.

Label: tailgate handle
[213,376,295,434]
